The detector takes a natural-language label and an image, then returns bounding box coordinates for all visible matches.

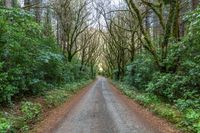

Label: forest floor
[33,77,180,133]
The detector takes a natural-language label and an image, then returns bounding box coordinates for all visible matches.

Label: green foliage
[20,102,41,123]
[0,8,57,102]
[181,109,200,133]
[0,80,91,133]
[115,82,186,131]
[0,9,94,104]
[123,54,155,89]
[185,6,200,40]
[112,5,200,133]
[44,90,69,107]
[0,5,95,133]
[44,80,91,107]
[0,115,11,133]
[122,89,136,99]
[162,0,170,5]
[135,94,159,107]
[175,99,200,111]
[144,6,200,109]
[114,83,136,98]
[146,72,196,102]
[152,104,180,123]
[115,82,181,122]
[63,83,81,92]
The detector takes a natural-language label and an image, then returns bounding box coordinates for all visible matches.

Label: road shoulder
[109,81,181,133]
[30,81,95,133]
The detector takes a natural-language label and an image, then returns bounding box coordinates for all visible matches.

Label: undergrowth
[0,80,92,133]
[114,81,200,133]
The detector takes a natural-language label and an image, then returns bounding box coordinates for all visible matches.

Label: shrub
[152,104,180,123]
[0,117,11,133]
[175,99,200,111]
[146,72,199,103]
[63,81,87,92]
[20,102,41,123]
[181,109,200,133]
[0,8,93,104]
[135,94,160,107]
[115,82,180,124]
[124,53,155,89]
[44,80,91,107]
[0,9,58,103]
[123,89,136,99]
[44,90,69,107]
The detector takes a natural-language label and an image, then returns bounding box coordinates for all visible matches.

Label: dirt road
[53,77,178,133]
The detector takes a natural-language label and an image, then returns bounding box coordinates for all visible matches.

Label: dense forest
[0,0,200,133]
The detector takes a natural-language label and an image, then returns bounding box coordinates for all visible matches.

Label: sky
[111,0,123,5]
[18,0,124,29]
[18,0,123,9]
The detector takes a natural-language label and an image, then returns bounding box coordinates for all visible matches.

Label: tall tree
[125,0,179,72]
[53,0,92,62]
[33,0,42,23]
[4,0,12,7]
[24,0,31,10]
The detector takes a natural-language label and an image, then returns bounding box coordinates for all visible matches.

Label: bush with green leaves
[123,53,155,89]
[115,82,181,122]
[44,90,69,107]
[20,102,41,123]
[152,104,181,123]
[0,116,11,133]
[0,8,94,104]
[0,8,59,102]
[147,73,188,102]
[181,109,200,133]
[135,93,160,107]
[145,7,200,106]
[175,99,200,111]
[44,79,91,107]
[0,79,91,133]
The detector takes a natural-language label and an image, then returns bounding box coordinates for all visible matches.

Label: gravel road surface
[53,77,161,133]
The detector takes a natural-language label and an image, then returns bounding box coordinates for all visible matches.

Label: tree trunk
[4,0,12,8]
[173,1,180,41]
[68,53,73,62]
[161,0,177,61]
[179,22,185,37]
[192,0,199,10]
[45,8,51,25]
[90,64,95,78]
[80,48,86,71]
[24,0,31,11]
[145,5,150,34]
[34,0,42,23]
[130,32,135,62]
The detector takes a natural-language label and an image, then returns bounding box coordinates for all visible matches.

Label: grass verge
[0,79,92,133]
[113,81,200,133]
